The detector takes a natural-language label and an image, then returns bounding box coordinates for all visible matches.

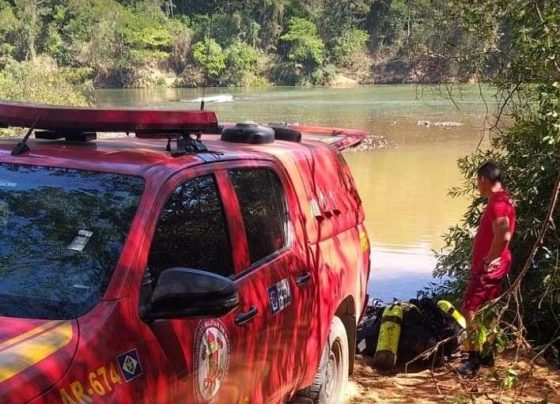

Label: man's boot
[480,351,495,367]
[479,342,495,367]
[457,351,480,376]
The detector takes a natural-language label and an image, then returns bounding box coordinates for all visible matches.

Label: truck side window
[148,174,233,278]
[229,169,287,265]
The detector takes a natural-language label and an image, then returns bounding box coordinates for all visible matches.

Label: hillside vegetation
[0,0,501,91]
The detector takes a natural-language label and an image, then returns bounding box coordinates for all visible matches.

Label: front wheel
[297,316,349,403]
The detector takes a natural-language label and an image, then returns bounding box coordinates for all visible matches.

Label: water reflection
[345,144,471,252]
[368,248,438,302]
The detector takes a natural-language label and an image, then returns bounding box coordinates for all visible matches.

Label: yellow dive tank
[373,304,403,370]
[437,300,467,329]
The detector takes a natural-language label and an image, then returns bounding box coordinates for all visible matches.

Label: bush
[225,41,258,72]
[311,64,337,86]
[332,29,369,67]
[174,65,204,88]
[167,20,194,72]
[220,40,270,86]
[0,57,92,105]
[116,5,173,63]
[280,17,325,71]
[269,60,304,86]
[192,12,246,48]
[192,38,226,78]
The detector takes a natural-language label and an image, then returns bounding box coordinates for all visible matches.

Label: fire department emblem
[194,319,230,403]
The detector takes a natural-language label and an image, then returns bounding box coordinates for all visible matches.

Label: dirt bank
[346,350,560,403]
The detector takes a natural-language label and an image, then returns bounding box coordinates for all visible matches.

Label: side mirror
[142,268,239,320]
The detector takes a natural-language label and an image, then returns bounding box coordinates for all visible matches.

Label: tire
[297,316,349,404]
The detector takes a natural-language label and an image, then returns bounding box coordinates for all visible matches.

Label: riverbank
[346,350,560,403]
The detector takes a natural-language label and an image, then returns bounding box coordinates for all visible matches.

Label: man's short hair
[477,161,502,184]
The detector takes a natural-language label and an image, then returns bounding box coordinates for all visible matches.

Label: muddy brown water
[94,85,497,301]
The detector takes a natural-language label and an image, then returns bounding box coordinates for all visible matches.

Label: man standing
[458,161,516,376]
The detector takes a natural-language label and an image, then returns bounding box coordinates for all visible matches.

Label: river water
[94,85,496,302]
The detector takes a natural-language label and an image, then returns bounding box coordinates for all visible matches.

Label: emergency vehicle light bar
[0,101,220,134]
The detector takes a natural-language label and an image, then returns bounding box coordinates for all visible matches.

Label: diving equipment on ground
[372,304,403,370]
[437,300,467,329]
[358,298,465,370]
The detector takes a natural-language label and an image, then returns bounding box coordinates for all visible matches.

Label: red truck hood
[0,317,78,402]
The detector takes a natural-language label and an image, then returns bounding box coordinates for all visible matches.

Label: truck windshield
[0,164,143,320]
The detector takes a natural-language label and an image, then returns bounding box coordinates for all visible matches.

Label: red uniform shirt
[472,190,516,276]
[462,190,517,314]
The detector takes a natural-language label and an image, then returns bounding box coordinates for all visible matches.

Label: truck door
[139,170,271,403]
[226,164,314,400]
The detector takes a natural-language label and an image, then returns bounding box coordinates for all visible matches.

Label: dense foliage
[0,0,492,91]
[433,0,560,363]
[0,57,91,105]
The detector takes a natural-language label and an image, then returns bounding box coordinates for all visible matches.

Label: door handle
[295,272,312,287]
[235,306,258,326]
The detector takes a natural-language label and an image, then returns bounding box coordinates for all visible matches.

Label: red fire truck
[0,102,370,403]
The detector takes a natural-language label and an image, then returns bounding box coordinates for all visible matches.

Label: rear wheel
[297,316,349,403]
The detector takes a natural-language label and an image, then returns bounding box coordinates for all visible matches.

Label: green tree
[13,0,47,60]
[225,41,258,71]
[221,40,267,86]
[319,0,370,44]
[251,0,287,50]
[61,0,126,84]
[115,5,172,62]
[192,38,226,78]
[167,19,194,72]
[280,17,325,71]
[44,5,69,64]
[0,2,19,59]
[332,28,369,66]
[193,12,245,48]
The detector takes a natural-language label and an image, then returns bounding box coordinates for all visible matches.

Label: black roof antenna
[11,115,41,156]
[200,34,211,111]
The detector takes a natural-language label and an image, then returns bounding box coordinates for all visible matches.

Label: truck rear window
[0,164,143,320]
